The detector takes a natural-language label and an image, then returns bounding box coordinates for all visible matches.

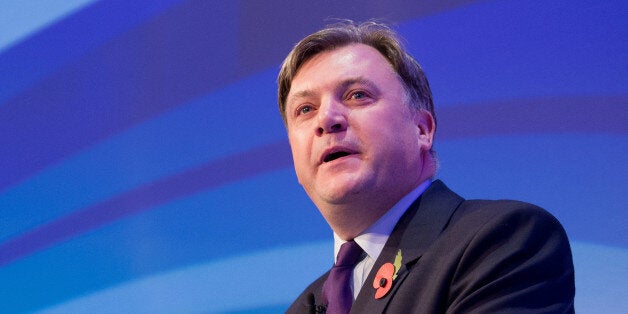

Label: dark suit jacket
[287,180,575,313]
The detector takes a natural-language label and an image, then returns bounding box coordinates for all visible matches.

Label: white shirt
[332,179,432,299]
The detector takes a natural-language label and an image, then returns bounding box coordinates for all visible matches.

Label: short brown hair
[277,20,435,126]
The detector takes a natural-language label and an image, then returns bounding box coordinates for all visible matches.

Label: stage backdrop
[1,0,626,312]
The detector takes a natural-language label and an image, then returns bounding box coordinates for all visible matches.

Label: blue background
[0,0,626,312]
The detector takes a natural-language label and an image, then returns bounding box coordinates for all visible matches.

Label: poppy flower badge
[373,249,402,299]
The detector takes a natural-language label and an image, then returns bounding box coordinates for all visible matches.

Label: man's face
[285,44,433,213]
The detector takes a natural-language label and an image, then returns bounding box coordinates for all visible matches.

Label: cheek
[370,122,420,158]
[290,147,307,185]
[289,134,312,168]
[361,117,402,144]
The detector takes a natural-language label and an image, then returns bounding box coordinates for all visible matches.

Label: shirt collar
[333,179,432,263]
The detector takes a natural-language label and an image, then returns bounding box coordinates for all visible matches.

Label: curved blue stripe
[0,67,283,241]
[436,96,628,139]
[0,0,185,105]
[0,140,292,266]
[0,0,240,193]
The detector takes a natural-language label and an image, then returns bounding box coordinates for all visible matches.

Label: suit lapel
[350,180,464,313]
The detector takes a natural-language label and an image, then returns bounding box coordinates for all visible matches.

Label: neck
[323,203,387,240]
[322,162,436,241]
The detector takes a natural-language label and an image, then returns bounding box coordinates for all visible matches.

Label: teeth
[324,151,350,162]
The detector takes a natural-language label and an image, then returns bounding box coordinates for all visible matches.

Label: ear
[413,109,435,150]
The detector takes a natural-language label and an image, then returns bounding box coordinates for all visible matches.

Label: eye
[349,90,368,100]
[296,104,314,116]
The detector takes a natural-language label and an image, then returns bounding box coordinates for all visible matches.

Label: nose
[316,99,347,136]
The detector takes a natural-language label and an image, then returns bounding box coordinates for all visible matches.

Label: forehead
[288,44,399,99]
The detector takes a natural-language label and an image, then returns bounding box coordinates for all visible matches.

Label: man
[279,21,574,313]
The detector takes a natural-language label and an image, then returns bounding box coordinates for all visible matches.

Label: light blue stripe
[36,241,333,313]
[0,0,99,53]
[34,240,628,313]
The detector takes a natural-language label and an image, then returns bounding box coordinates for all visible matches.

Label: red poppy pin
[373,249,402,299]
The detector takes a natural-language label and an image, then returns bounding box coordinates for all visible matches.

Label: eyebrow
[338,77,379,92]
[287,89,317,106]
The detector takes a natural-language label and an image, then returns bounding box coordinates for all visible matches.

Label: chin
[316,181,368,205]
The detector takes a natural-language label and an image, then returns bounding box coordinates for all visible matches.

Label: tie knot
[335,240,363,267]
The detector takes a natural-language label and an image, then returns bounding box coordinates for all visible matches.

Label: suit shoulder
[454,199,563,230]
[442,199,575,312]
[445,198,571,253]
[426,181,565,233]
[285,271,328,313]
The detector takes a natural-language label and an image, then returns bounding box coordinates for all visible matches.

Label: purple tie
[322,240,364,314]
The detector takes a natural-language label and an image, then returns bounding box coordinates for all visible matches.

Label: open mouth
[323,151,351,163]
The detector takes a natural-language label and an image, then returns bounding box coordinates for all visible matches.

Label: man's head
[278,21,435,127]
[278,21,437,239]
